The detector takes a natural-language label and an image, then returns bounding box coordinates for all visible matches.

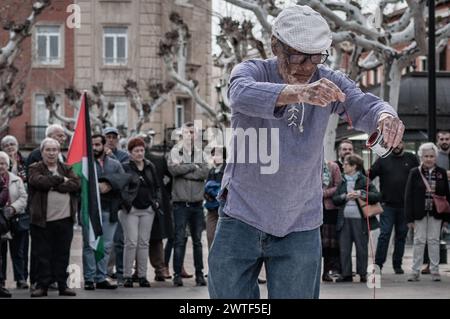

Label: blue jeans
[375,205,408,269]
[82,211,118,283]
[173,204,205,277]
[113,222,124,278]
[10,230,29,282]
[208,214,322,299]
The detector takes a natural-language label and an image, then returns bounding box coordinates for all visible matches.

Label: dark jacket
[146,151,174,240]
[95,155,126,222]
[25,148,66,182]
[204,164,225,211]
[404,166,450,223]
[369,152,419,208]
[333,172,381,233]
[122,159,162,212]
[28,161,80,228]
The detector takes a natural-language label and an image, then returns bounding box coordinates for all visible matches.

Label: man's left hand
[378,115,405,148]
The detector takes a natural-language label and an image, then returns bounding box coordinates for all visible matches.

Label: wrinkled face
[339,142,353,161]
[49,129,66,147]
[437,133,450,151]
[0,157,8,175]
[273,38,327,84]
[1,140,17,157]
[42,142,60,166]
[421,149,436,168]
[92,137,105,158]
[105,133,119,150]
[130,146,145,163]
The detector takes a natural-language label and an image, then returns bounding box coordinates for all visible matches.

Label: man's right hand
[98,182,112,194]
[277,78,346,107]
[104,147,112,156]
[408,223,415,229]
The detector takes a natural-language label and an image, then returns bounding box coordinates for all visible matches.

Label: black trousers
[30,218,73,290]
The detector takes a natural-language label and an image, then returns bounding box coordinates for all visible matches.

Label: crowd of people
[0,122,228,298]
[0,123,448,298]
[0,3,449,300]
[321,133,450,284]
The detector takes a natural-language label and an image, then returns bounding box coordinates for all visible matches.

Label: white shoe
[407,273,420,282]
[431,273,441,282]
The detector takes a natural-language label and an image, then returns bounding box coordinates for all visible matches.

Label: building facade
[1,0,213,149]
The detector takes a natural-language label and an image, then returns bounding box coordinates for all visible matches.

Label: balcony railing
[25,124,47,145]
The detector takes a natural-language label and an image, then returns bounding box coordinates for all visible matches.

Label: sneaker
[322,273,333,282]
[59,287,77,296]
[407,273,420,282]
[123,278,134,288]
[0,286,12,298]
[96,280,118,289]
[431,273,441,282]
[394,268,404,275]
[173,275,183,287]
[16,280,29,289]
[84,281,95,290]
[360,275,367,283]
[31,288,48,297]
[195,276,207,287]
[139,278,151,288]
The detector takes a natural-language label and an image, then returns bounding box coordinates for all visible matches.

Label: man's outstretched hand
[378,115,405,148]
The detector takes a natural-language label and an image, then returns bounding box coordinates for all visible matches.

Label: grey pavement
[3,227,450,299]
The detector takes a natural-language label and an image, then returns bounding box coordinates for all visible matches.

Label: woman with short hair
[333,154,381,283]
[405,142,450,282]
[0,151,28,290]
[28,138,80,297]
[120,137,162,288]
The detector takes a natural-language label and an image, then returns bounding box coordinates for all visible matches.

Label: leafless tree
[0,0,51,133]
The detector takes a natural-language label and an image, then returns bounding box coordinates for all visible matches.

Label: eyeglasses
[279,43,328,65]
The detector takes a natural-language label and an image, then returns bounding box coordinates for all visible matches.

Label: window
[110,100,128,129]
[104,27,128,65]
[35,26,61,65]
[175,103,185,128]
[34,94,63,142]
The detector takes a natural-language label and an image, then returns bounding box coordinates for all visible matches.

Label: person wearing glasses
[208,5,405,299]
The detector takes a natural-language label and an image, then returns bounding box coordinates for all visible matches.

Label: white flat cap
[272,5,332,54]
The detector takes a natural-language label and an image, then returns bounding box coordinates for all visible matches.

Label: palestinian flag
[67,92,104,261]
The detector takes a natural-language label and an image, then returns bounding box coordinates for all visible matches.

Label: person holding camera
[120,137,162,288]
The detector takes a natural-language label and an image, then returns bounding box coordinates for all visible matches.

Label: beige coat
[8,172,28,214]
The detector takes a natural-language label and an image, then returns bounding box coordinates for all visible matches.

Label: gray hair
[45,124,65,137]
[418,142,439,158]
[0,151,10,166]
[1,135,18,148]
[40,137,61,152]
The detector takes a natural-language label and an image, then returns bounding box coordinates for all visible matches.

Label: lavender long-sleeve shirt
[220,57,397,237]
